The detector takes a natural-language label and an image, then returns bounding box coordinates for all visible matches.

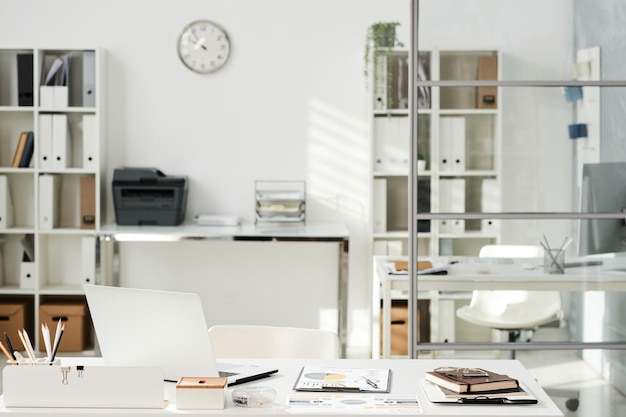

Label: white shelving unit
[370,47,501,357]
[0,47,105,353]
[370,48,501,259]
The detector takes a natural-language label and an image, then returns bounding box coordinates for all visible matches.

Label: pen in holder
[543,247,565,274]
[540,235,571,275]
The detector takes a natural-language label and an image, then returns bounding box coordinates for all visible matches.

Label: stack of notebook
[424,367,526,398]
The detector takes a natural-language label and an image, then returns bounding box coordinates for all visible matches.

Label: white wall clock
[177,20,231,74]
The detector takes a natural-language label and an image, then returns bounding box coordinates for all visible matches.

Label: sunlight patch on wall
[306,98,369,222]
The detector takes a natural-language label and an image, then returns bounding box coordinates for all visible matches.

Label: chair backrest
[465,289,562,329]
[208,325,341,359]
[460,244,562,329]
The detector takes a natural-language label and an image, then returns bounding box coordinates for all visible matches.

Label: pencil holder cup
[9,357,61,366]
[543,248,565,274]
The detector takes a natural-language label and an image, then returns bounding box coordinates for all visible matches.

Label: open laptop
[84,285,278,385]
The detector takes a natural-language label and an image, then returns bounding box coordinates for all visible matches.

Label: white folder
[439,179,452,234]
[481,178,500,233]
[38,174,60,229]
[81,236,96,286]
[52,114,72,169]
[82,114,97,169]
[0,176,14,229]
[373,54,388,110]
[374,116,410,172]
[82,50,96,107]
[449,179,466,233]
[439,179,465,234]
[439,117,466,172]
[19,261,36,289]
[373,178,387,233]
[38,114,53,169]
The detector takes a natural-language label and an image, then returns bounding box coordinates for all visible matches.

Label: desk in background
[96,222,349,356]
[0,358,563,416]
[373,255,626,358]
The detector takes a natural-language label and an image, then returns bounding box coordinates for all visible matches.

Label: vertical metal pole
[408,0,419,359]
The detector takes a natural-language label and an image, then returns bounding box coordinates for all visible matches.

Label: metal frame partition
[408,0,626,358]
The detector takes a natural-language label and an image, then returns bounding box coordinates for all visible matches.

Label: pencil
[17,329,36,365]
[0,341,17,365]
[49,322,65,365]
[42,323,52,359]
[4,331,16,360]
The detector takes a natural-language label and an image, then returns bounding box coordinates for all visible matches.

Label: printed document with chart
[293,366,391,393]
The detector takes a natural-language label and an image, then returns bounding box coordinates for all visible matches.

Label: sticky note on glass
[564,86,583,102]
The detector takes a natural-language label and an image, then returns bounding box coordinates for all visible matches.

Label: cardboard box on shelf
[476,55,498,109]
[0,302,30,341]
[380,300,430,356]
[39,301,91,352]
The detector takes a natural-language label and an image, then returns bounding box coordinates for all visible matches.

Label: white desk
[0,358,563,416]
[96,222,350,355]
[374,256,626,358]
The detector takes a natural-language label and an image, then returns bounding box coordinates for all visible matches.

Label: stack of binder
[39,114,72,169]
[439,117,466,172]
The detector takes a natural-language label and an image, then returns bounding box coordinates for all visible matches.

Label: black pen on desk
[49,321,65,365]
[4,331,16,360]
[457,398,538,405]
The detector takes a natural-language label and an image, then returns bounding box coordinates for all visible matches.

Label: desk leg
[381,275,392,359]
[338,238,349,358]
[96,236,120,287]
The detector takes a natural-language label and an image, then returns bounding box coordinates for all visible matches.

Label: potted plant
[417,154,426,173]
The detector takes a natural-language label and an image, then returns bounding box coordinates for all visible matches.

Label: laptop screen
[84,285,219,381]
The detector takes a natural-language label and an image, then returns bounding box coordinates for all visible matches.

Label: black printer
[112,168,188,226]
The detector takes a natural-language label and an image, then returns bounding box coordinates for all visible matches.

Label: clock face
[177,20,231,74]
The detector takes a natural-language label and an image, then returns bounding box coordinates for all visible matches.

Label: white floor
[517,348,626,417]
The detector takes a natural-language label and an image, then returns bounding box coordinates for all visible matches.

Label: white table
[96,222,350,355]
[0,358,563,416]
[374,255,626,358]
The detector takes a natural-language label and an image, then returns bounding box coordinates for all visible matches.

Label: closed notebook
[424,368,518,393]
[437,384,527,398]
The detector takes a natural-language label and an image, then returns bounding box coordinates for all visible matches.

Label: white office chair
[208,325,341,359]
[456,245,562,348]
[456,244,579,411]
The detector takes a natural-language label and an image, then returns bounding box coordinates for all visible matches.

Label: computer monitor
[578,162,626,255]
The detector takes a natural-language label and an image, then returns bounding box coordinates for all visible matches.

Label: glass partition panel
[408,0,626,406]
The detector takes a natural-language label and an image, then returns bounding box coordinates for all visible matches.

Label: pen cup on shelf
[543,248,565,274]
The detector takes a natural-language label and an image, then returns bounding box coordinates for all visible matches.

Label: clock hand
[189,28,208,51]
[194,38,208,51]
